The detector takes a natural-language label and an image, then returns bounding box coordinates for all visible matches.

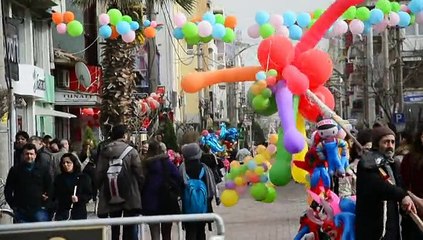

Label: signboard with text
[55,91,101,106]
[5,18,19,82]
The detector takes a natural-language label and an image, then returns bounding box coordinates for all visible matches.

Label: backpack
[105,146,133,204]
[182,167,208,214]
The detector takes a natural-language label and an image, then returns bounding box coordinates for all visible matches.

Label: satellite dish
[75,62,91,88]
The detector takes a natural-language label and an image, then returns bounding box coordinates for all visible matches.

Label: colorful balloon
[67,20,83,37]
[56,23,67,34]
[294,49,332,89]
[257,35,294,72]
[174,13,187,27]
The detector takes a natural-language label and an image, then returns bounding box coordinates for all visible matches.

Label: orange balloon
[63,11,75,23]
[52,12,63,25]
[224,16,237,29]
[181,66,262,93]
[110,26,120,40]
[143,26,156,38]
[250,84,262,95]
[255,80,267,90]
[191,16,202,23]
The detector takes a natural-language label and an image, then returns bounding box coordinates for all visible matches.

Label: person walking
[356,126,417,240]
[141,139,183,240]
[13,131,29,166]
[52,153,92,220]
[95,124,144,240]
[4,143,52,223]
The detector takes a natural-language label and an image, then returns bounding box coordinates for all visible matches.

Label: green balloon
[262,187,277,203]
[250,183,268,201]
[200,35,213,43]
[343,6,356,20]
[259,23,275,38]
[267,69,278,77]
[122,15,132,23]
[230,167,241,177]
[222,28,235,43]
[252,95,270,111]
[182,22,198,38]
[107,8,123,26]
[391,2,401,12]
[313,9,325,19]
[225,172,234,180]
[261,88,272,98]
[308,19,317,28]
[411,14,416,25]
[240,165,248,174]
[67,20,83,37]
[255,95,277,116]
[356,7,370,21]
[215,14,225,24]
[269,158,292,186]
[376,0,391,14]
[185,35,200,45]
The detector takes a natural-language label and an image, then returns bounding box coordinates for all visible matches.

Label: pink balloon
[374,19,388,34]
[416,12,423,25]
[332,20,348,36]
[269,14,284,27]
[267,144,277,154]
[400,4,409,12]
[150,21,157,28]
[247,24,260,38]
[275,25,289,37]
[174,13,187,28]
[198,20,213,37]
[283,65,309,95]
[98,13,110,26]
[388,12,400,26]
[122,30,136,43]
[349,19,364,35]
[56,23,67,34]
[235,185,247,195]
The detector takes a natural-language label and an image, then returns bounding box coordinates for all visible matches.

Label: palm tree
[73,0,195,137]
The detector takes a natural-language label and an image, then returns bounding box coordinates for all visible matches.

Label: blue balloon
[260,175,268,183]
[398,11,411,27]
[256,71,267,81]
[116,21,131,35]
[143,20,151,27]
[248,160,257,170]
[172,27,184,39]
[212,23,226,39]
[289,25,302,40]
[297,12,311,28]
[283,11,297,27]
[130,21,139,31]
[99,25,112,38]
[255,11,270,25]
[409,0,423,14]
[369,9,384,25]
[203,12,216,24]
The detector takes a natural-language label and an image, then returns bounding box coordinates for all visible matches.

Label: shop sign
[12,64,45,98]
[55,91,100,105]
[5,18,19,82]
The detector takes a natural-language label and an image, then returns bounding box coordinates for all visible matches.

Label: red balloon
[257,35,294,72]
[82,108,94,116]
[299,86,335,122]
[294,49,333,89]
[283,65,309,95]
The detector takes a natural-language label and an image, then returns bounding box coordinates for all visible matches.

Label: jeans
[15,208,50,223]
[108,209,139,240]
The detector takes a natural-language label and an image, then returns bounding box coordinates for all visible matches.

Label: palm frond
[72,0,142,13]
[158,0,196,14]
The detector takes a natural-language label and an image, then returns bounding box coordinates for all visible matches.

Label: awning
[35,106,77,118]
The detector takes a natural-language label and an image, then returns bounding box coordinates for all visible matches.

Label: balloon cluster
[97,9,140,43]
[200,130,224,153]
[247,70,278,116]
[134,93,163,117]
[220,142,278,207]
[172,12,237,44]
[218,123,239,144]
[142,20,159,38]
[52,11,83,37]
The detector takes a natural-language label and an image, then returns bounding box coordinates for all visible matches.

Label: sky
[212,0,336,65]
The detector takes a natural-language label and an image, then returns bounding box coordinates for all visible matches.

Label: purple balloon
[225,181,236,189]
[275,81,305,154]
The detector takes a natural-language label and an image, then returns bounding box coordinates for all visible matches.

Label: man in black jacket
[5,143,52,223]
[356,126,416,240]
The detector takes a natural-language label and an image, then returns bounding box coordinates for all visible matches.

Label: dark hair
[146,139,162,157]
[201,144,211,153]
[16,131,29,141]
[22,143,37,152]
[350,129,372,161]
[60,153,81,173]
[51,138,60,146]
[111,124,127,140]
[43,135,52,142]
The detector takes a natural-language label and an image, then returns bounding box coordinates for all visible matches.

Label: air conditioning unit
[57,70,70,88]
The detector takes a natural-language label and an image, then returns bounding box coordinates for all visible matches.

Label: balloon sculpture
[51,11,84,37]
[200,130,224,153]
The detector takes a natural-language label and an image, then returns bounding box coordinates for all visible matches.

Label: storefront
[12,64,75,137]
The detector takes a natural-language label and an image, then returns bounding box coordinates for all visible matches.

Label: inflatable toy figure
[200,130,224,153]
[294,202,326,240]
[219,123,239,143]
[315,118,349,177]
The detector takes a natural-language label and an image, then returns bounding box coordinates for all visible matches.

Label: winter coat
[53,172,92,219]
[356,150,407,240]
[201,153,223,184]
[95,140,145,215]
[4,162,52,214]
[141,154,183,215]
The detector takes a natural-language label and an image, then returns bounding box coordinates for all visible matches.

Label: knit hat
[372,126,395,147]
[181,143,202,160]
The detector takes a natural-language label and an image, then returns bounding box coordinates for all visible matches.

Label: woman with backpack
[52,153,92,220]
[141,139,184,240]
[180,143,219,240]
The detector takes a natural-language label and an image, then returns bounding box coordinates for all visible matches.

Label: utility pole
[196,44,205,130]
[396,28,404,114]
[365,28,376,126]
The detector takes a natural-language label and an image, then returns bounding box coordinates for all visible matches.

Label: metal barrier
[0,213,225,240]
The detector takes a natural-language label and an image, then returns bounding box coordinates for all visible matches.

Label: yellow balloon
[221,189,239,207]
[268,134,278,145]
[255,154,266,164]
[234,176,245,186]
[261,151,272,161]
[256,145,266,154]
[255,166,265,175]
[292,113,308,184]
